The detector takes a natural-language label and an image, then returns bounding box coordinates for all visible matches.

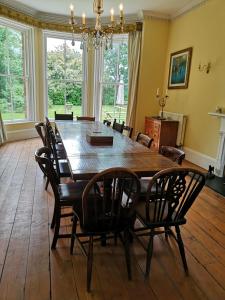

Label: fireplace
[208,112,225,178]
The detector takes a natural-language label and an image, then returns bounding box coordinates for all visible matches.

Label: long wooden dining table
[56,120,178,180]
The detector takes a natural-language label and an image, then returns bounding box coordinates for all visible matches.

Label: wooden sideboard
[145,117,179,151]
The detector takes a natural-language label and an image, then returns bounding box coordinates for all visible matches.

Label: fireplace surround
[208,112,225,177]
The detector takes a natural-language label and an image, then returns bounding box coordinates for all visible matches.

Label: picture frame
[168,47,192,89]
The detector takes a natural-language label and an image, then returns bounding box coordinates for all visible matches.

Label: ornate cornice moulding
[0,3,142,33]
[0,4,72,32]
[172,0,208,19]
[140,0,208,21]
[140,10,170,20]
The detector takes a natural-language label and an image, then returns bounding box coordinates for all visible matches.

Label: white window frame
[43,30,87,118]
[93,34,129,121]
[0,17,35,124]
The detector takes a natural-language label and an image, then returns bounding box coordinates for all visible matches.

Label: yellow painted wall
[163,0,224,158]
[135,17,170,135]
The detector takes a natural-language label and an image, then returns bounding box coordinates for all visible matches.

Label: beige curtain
[0,112,7,145]
[126,31,142,129]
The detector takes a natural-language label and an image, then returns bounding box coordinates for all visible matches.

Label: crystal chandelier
[69,0,125,50]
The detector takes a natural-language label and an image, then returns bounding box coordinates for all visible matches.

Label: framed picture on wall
[168,47,192,89]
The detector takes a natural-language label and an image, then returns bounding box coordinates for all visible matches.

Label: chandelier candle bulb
[119,4,124,17]
[82,13,86,26]
[110,8,114,22]
[156,88,160,96]
[70,4,74,17]
[165,89,168,96]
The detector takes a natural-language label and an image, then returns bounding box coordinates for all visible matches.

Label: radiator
[159,111,187,147]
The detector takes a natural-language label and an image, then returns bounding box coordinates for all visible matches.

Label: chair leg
[165,226,170,239]
[87,236,94,292]
[114,233,118,245]
[51,209,61,249]
[175,225,188,273]
[70,215,78,255]
[124,229,132,280]
[51,205,56,229]
[101,234,107,246]
[45,178,49,191]
[145,231,154,278]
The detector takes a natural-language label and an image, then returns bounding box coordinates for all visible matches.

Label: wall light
[198,62,211,74]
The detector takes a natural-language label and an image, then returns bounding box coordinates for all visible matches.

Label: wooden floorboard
[0,138,225,299]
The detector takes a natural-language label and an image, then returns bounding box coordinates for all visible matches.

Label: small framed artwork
[168,47,192,89]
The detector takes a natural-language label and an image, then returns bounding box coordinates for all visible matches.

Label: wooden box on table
[86,131,113,146]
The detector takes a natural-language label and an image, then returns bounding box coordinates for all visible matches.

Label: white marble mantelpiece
[208,112,225,177]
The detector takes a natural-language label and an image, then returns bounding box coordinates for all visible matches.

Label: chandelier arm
[69,0,134,50]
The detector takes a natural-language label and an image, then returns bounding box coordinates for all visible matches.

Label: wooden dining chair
[77,116,95,121]
[55,111,73,120]
[139,146,186,197]
[35,122,47,146]
[123,125,133,138]
[45,118,66,159]
[136,132,153,149]
[48,129,71,179]
[103,119,111,126]
[44,119,69,190]
[112,119,125,133]
[160,145,185,165]
[45,116,60,141]
[70,167,141,292]
[133,167,205,277]
[35,146,88,249]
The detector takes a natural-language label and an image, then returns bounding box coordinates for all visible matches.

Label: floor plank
[0,138,225,299]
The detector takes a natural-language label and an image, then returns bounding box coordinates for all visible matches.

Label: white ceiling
[10,0,205,18]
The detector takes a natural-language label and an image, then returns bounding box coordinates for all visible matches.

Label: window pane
[0,26,8,74]
[65,40,83,81]
[0,20,32,123]
[48,80,66,118]
[0,76,26,121]
[101,84,126,123]
[124,84,128,104]
[8,28,23,76]
[46,37,84,117]
[100,36,128,123]
[0,76,11,120]
[0,26,23,76]
[48,80,82,118]
[103,44,118,83]
[101,84,116,121]
[119,43,128,84]
[66,82,82,117]
[47,38,65,80]
[11,77,26,119]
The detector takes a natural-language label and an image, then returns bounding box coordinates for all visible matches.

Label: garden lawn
[2,105,127,123]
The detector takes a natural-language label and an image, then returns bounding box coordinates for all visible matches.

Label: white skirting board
[6,128,38,142]
[183,147,216,171]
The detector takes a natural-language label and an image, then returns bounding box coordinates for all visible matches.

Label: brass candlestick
[156,93,169,119]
